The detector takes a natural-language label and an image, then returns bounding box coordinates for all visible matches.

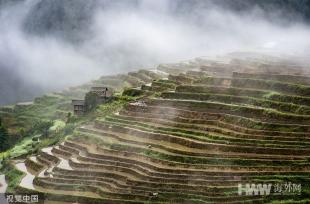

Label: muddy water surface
[57,158,73,170]
[15,163,35,190]
[0,174,7,193]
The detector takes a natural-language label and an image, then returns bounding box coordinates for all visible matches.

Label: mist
[1,0,310,105]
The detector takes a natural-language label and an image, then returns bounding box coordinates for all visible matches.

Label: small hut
[72,87,113,115]
[90,87,112,98]
[90,87,112,103]
[72,100,85,115]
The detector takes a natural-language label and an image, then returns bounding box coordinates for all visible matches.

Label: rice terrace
[0,0,310,204]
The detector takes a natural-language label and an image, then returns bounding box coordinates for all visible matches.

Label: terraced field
[11,60,310,203]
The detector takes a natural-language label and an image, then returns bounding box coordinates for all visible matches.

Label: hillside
[0,54,309,203]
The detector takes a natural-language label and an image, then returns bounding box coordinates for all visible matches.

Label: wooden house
[72,99,85,115]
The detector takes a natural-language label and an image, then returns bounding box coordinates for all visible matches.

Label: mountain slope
[2,55,309,203]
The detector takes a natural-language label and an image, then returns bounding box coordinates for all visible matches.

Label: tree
[0,118,9,152]
[66,112,72,124]
[34,120,54,137]
[84,91,98,112]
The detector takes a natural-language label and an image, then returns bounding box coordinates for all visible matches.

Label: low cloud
[1,0,310,104]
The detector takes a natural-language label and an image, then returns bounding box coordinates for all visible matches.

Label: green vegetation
[231,78,310,96]
[233,72,310,85]
[96,95,135,117]
[221,114,309,132]
[1,162,24,192]
[264,92,310,106]
[1,65,310,203]
[122,88,144,97]
[268,200,310,204]
[0,118,10,151]
[161,92,310,115]
[110,142,303,166]
[0,94,71,151]
[32,120,54,137]
[7,136,35,158]
[105,115,310,146]
[148,98,310,125]
[152,80,177,90]
[0,121,69,160]
[50,120,66,131]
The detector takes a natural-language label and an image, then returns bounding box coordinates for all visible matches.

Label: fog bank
[1,0,310,104]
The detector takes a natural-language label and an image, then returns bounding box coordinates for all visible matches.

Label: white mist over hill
[1,0,310,104]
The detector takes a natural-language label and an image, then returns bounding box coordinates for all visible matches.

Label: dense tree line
[0,117,9,152]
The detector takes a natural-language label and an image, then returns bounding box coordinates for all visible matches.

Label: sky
[1,0,310,104]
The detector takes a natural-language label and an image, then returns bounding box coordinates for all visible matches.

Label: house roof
[91,87,108,91]
[72,99,85,106]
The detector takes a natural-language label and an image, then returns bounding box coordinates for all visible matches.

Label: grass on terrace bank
[0,162,24,193]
